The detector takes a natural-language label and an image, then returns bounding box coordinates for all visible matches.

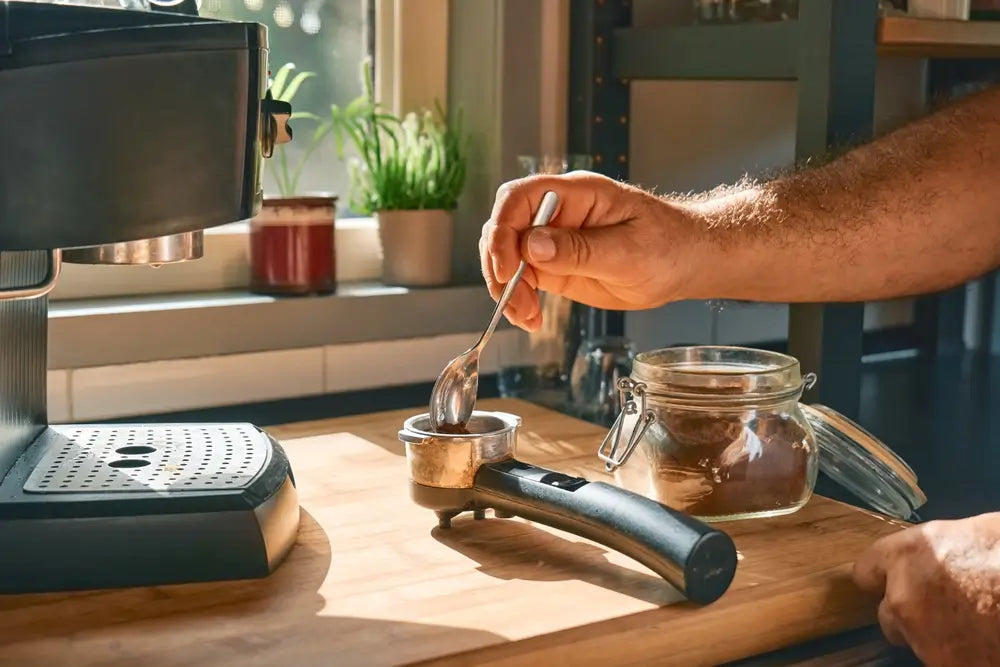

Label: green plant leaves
[265,58,469,207]
[280,71,315,104]
[327,59,469,215]
[265,63,325,198]
[269,63,294,99]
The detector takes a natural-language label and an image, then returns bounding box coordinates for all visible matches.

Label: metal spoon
[429,190,560,432]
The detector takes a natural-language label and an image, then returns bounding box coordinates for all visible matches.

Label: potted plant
[250,63,338,296]
[330,60,467,287]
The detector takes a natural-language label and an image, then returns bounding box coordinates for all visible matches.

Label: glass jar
[598,346,926,523]
[249,195,337,296]
[569,335,637,427]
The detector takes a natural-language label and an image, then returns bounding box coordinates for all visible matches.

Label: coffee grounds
[639,410,813,519]
[435,422,472,435]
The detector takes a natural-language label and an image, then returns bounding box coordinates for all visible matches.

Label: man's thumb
[523,226,616,278]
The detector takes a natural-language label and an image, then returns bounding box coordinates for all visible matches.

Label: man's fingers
[521,225,636,281]
[853,540,890,595]
[522,310,542,332]
[481,231,541,331]
[480,229,504,303]
[481,216,545,329]
[519,284,541,330]
[489,174,577,234]
[855,536,913,650]
[522,266,538,290]
[479,233,498,297]
[484,223,521,284]
[878,599,909,647]
[501,281,539,329]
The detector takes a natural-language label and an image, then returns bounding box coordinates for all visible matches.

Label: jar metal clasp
[802,372,818,391]
[597,377,657,473]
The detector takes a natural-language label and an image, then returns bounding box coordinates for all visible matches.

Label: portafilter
[399,409,739,605]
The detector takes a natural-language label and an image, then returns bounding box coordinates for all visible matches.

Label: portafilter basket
[399,409,739,605]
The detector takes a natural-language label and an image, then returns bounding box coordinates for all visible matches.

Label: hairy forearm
[671,85,1000,303]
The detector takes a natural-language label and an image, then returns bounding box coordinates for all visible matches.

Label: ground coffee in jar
[599,347,820,522]
[639,403,814,519]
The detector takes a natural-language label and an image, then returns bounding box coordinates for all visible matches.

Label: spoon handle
[478,190,559,350]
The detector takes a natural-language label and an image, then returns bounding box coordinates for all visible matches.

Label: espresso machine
[0,0,300,592]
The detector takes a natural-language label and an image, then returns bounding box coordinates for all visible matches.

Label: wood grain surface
[878,16,1000,58]
[0,399,905,667]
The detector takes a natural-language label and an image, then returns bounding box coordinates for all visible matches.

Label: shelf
[47,283,500,369]
[612,17,1000,83]
[611,21,799,81]
[877,16,1000,57]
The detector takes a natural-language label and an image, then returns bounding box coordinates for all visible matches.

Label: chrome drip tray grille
[23,424,271,494]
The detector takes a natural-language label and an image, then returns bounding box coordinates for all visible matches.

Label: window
[201,0,374,214]
[50,0,457,302]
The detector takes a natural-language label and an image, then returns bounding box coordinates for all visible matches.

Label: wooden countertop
[0,399,905,667]
[878,16,1000,58]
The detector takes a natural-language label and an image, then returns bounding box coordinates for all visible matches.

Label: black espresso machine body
[0,1,300,593]
[0,1,271,249]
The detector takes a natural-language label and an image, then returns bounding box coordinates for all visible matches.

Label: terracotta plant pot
[250,196,337,296]
[376,209,453,287]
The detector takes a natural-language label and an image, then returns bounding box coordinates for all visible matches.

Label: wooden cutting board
[0,398,905,667]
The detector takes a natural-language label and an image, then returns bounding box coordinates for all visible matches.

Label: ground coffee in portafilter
[434,422,472,435]
[638,409,813,519]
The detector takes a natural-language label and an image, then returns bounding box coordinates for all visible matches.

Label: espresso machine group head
[0,0,300,592]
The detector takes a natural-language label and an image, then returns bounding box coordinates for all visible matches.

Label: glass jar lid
[801,404,926,520]
[631,346,808,404]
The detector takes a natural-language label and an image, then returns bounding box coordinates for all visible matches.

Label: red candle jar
[250,196,337,295]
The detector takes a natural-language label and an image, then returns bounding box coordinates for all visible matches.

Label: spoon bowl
[429,347,482,433]
[429,190,560,431]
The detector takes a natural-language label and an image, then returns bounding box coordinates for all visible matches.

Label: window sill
[202,217,377,235]
[49,217,382,302]
[48,281,502,370]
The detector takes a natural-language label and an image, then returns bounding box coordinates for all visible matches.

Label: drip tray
[3,423,299,592]
[23,424,270,494]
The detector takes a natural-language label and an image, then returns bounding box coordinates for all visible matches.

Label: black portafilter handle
[473,459,738,605]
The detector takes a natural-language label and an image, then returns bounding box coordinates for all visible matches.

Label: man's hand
[853,513,1000,666]
[479,171,699,331]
